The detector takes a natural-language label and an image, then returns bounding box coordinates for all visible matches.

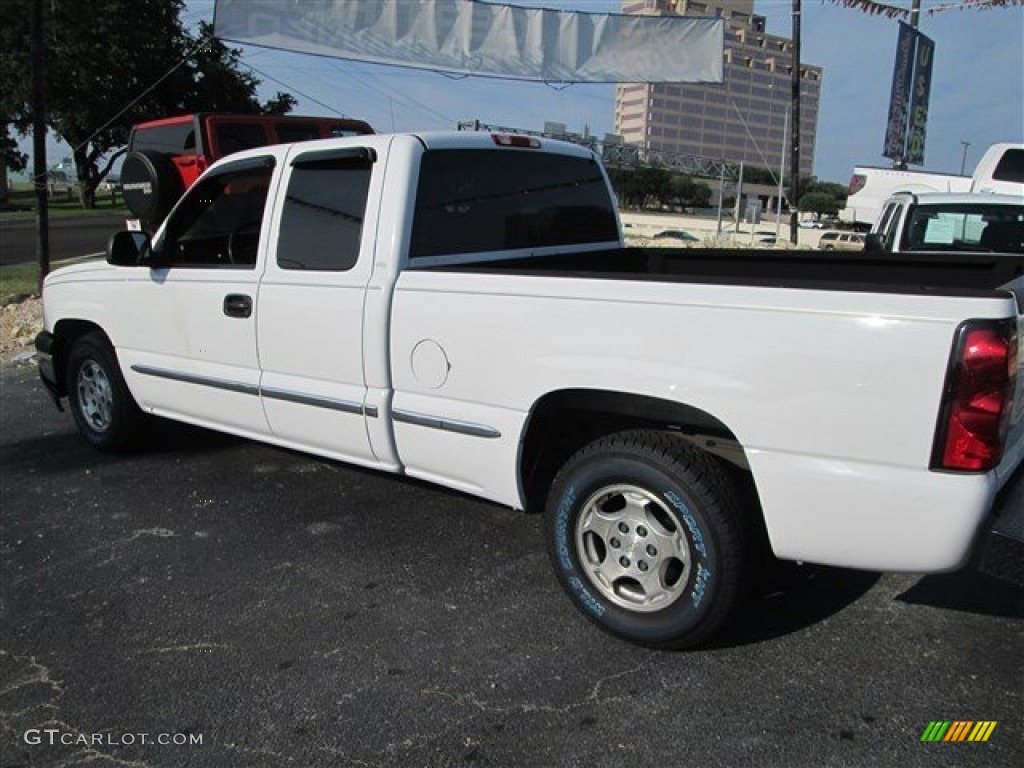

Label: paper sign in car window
[963,215,986,243]
[924,217,956,244]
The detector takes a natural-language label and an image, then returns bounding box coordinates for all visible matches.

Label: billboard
[883,22,936,166]
[214,0,725,83]
[906,32,935,165]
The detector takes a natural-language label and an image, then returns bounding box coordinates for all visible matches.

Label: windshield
[902,203,1024,254]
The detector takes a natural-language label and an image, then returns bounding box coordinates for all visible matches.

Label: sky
[22,0,1024,184]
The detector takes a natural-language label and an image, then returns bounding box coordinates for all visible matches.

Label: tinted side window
[213,123,268,157]
[160,162,273,268]
[410,149,618,261]
[993,149,1024,183]
[277,156,372,271]
[131,122,196,154]
[275,123,322,144]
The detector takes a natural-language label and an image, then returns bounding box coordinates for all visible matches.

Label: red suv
[121,113,374,230]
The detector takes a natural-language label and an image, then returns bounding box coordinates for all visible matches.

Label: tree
[798,191,841,217]
[1,4,295,208]
[668,175,712,209]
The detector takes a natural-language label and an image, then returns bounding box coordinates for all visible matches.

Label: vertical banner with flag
[884,22,917,162]
[906,31,935,165]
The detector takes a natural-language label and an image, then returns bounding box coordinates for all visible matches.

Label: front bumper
[34,331,63,411]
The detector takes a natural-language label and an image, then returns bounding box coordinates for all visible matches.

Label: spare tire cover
[120,150,183,226]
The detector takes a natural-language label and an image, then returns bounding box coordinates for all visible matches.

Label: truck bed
[426,248,1024,299]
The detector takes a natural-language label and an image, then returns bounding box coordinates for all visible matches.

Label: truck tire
[120,150,182,231]
[545,430,744,649]
[66,332,145,452]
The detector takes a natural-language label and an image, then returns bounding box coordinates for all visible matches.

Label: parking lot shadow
[710,562,880,649]
[1,420,242,476]
[894,568,1024,619]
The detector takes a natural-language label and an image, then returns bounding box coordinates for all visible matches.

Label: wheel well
[50,319,107,397]
[519,389,768,551]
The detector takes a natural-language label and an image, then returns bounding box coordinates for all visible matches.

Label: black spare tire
[120,149,183,230]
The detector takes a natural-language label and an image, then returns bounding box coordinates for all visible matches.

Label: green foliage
[743,166,778,185]
[1,5,294,208]
[798,192,841,217]
[668,175,712,208]
[609,166,710,210]
[804,180,848,205]
[2,130,26,174]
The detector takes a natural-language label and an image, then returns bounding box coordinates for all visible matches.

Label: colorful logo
[920,721,997,742]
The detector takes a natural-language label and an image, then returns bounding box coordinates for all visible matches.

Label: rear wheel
[545,430,745,649]
[66,332,145,451]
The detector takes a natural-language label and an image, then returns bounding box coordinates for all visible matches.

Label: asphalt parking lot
[1,361,1021,767]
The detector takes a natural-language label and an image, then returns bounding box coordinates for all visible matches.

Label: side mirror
[863,233,885,253]
[106,231,151,266]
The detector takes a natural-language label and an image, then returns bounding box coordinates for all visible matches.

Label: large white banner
[213,0,724,83]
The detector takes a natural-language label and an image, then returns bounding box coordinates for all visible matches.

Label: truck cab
[867,192,1024,254]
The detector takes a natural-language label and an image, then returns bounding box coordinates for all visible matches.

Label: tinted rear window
[993,149,1024,183]
[409,149,617,262]
[131,121,196,154]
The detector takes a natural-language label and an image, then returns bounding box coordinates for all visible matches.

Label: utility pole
[31,0,50,294]
[789,0,801,245]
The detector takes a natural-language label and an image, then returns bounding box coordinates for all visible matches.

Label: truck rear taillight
[933,320,1017,472]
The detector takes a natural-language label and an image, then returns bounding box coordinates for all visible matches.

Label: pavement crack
[147,642,230,654]
[0,650,65,699]
[422,662,650,716]
[96,528,178,565]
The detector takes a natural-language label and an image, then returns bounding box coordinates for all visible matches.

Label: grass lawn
[1,187,127,220]
[0,262,41,302]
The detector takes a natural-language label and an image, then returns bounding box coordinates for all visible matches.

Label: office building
[615,0,822,178]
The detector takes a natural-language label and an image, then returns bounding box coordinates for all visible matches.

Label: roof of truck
[886,191,1024,206]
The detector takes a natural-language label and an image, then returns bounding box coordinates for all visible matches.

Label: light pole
[789,0,801,245]
[959,140,971,176]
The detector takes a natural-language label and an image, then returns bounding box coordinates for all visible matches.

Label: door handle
[223,294,252,318]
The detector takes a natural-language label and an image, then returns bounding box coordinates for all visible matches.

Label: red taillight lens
[848,173,866,196]
[934,322,1017,472]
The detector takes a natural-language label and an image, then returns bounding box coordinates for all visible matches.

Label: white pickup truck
[866,192,1023,255]
[35,132,1024,649]
[840,143,1024,228]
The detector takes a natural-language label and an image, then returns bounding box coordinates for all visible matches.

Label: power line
[241,61,351,117]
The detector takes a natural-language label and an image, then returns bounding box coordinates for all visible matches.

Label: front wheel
[545,430,745,650]
[66,332,145,451]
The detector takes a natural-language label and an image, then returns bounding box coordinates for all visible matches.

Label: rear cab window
[409,148,619,266]
[901,202,1024,253]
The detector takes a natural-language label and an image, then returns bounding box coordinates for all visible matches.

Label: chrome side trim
[261,386,364,415]
[130,365,259,396]
[393,408,501,439]
[132,366,379,417]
